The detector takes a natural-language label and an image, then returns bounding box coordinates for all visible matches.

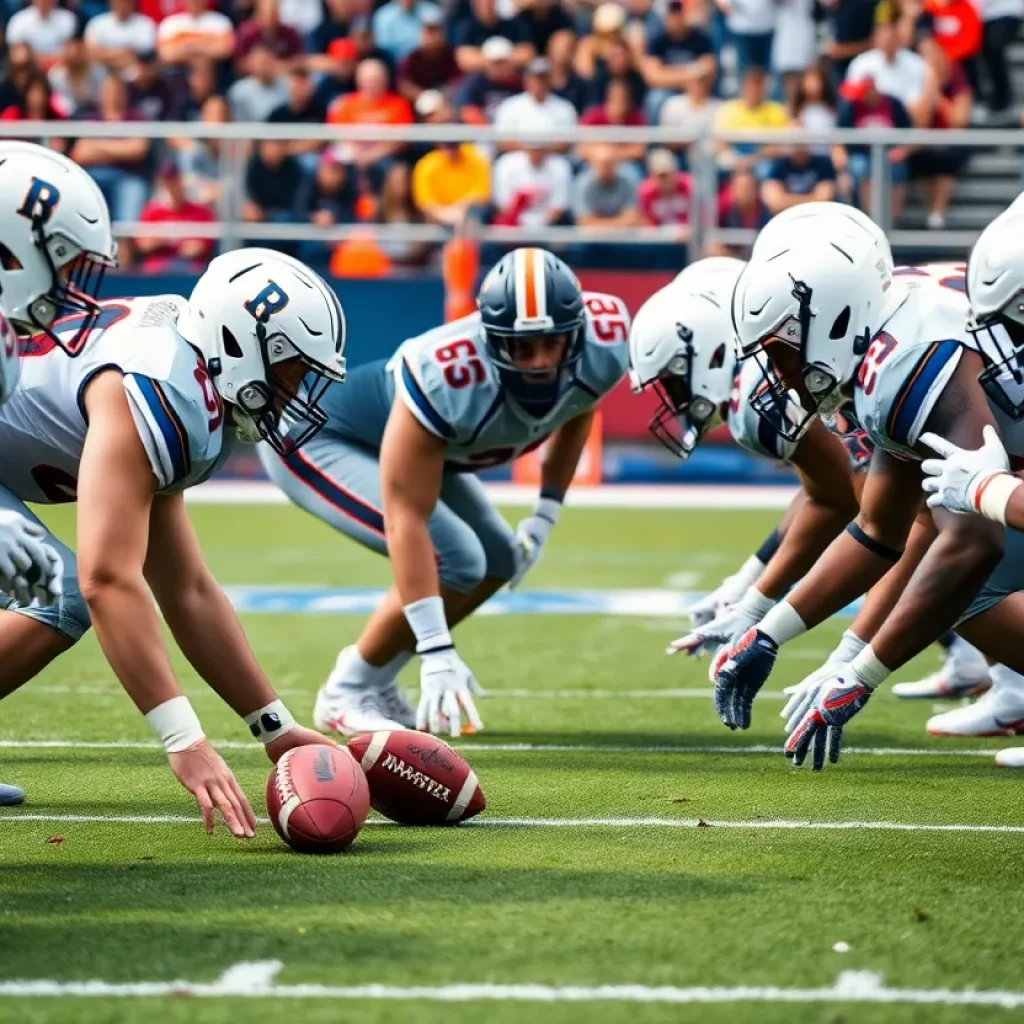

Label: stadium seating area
[0,0,1020,269]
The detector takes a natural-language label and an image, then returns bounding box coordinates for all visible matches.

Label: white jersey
[0,295,227,504]
[389,292,630,471]
[853,263,1024,460]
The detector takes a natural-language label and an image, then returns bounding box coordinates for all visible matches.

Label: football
[266,744,370,853]
[347,730,486,826]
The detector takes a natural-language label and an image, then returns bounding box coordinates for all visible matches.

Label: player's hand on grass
[710,628,779,730]
[169,740,257,838]
[265,724,338,765]
[417,647,484,738]
[667,588,772,659]
[781,631,867,733]
[920,426,1011,517]
[0,510,64,608]
[784,674,873,770]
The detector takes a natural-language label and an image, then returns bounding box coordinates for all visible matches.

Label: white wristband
[534,496,562,525]
[244,700,297,746]
[737,586,775,619]
[145,695,204,754]
[975,472,1022,526]
[832,629,868,664]
[756,600,807,645]
[736,555,767,590]
[403,595,452,653]
[849,645,891,691]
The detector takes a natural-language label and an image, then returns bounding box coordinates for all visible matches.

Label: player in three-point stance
[261,248,630,737]
[0,243,347,831]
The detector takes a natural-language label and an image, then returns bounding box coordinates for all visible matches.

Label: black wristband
[539,486,566,504]
[755,527,782,565]
[846,522,903,562]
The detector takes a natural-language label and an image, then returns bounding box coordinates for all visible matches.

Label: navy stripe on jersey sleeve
[131,374,191,483]
[401,358,454,438]
[886,340,961,448]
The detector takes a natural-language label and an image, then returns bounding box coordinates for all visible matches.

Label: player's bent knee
[483,534,519,584]
[11,586,92,644]
[437,542,488,594]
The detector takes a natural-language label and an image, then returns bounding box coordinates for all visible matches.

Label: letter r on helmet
[244,281,290,323]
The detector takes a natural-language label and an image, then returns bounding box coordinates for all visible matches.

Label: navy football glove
[711,627,779,730]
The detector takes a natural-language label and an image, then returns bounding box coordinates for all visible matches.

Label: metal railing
[3,121,1019,256]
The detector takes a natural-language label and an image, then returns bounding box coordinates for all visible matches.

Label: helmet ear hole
[830,306,851,340]
[0,243,23,272]
[222,326,243,359]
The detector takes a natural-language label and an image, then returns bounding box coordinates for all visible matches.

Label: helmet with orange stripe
[477,247,586,414]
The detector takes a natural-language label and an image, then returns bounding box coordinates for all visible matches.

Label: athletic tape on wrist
[403,595,453,654]
[757,600,807,645]
[739,586,775,619]
[974,472,1022,526]
[534,496,562,526]
[850,645,891,690]
[145,695,204,754]
[244,699,297,746]
[846,522,903,562]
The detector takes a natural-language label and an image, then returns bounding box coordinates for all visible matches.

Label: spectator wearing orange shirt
[327,58,413,177]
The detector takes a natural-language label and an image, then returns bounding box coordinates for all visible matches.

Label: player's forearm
[540,411,593,497]
[81,574,184,714]
[386,507,442,604]
[157,575,278,718]
[869,530,1002,671]
[756,496,852,599]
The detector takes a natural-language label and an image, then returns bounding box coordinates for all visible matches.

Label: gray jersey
[322,292,630,471]
[0,295,227,503]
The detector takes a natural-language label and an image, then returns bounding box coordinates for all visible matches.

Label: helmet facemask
[484,324,585,415]
[970,295,1024,421]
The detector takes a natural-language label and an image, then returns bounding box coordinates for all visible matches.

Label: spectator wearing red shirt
[235,0,305,72]
[709,169,769,257]
[637,148,692,236]
[136,160,215,272]
[579,78,647,167]
[398,8,460,102]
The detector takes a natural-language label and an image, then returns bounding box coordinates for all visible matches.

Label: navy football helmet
[477,248,586,413]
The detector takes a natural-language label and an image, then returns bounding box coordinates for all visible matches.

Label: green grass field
[1,502,1022,1023]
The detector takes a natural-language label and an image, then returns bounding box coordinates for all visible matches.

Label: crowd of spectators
[0,0,1018,269]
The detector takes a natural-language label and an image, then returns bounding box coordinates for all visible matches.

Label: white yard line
[1,962,1024,1007]
[187,481,799,510]
[1,814,1022,833]
[0,739,1001,758]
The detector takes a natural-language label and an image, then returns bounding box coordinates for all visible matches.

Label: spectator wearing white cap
[453,36,523,123]
[493,57,578,150]
[373,0,443,63]
[454,0,534,73]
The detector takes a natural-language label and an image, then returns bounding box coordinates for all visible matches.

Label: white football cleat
[313,685,405,737]
[892,637,990,700]
[379,681,417,728]
[995,747,1024,768]
[926,669,1024,737]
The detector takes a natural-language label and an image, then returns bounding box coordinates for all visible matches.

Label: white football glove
[781,629,867,733]
[684,554,766,628]
[508,497,560,590]
[416,647,485,737]
[920,427,1014,518]
[668,586,774,660]
[0,511,63,608]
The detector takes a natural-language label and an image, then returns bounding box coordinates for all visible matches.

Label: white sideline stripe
[2,814,1023,834]
[187,480,798,510]
[1,962,1023,1007]
[0,739,1002,758]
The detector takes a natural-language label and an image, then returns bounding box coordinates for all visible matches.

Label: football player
[0,243,346,831]
[713,216,1024,768]
[628,255,862,659]
[260,248,630,737]
[0,145,119,805]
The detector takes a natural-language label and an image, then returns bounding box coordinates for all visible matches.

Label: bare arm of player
[380,398,447,605]
[143,494,334,763]
[539,408,594,496]
[755,420,858,600]
[867,355,1005,671]
[77,372,256,839]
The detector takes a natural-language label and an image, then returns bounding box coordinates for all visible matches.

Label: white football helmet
[0,144,116,353]
[180,248,347,454]
[629,257,745,457]
[733,228,895,441]
[754,202,894,272]
[966,208,1024,419]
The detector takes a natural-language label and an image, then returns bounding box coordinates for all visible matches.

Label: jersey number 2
[436,339,485,389]
[856,332,898,396]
